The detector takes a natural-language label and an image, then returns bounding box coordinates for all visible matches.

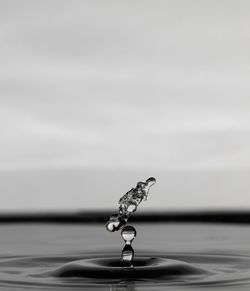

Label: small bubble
[127,203,137,213]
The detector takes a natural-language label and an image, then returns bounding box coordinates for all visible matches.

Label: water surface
[0,223,250,290]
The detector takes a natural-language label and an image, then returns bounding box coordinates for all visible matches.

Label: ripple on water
[1,251,250,289]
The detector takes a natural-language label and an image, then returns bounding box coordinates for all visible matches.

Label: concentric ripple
[1,251,250,289]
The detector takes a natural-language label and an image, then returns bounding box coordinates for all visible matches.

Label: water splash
[106,177,156,232]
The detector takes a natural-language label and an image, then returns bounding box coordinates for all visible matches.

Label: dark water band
[0,210,250,224]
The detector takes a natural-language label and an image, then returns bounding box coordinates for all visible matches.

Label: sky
[0,0,250,211]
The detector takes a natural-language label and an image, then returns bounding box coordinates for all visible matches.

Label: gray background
[0,0,250,211]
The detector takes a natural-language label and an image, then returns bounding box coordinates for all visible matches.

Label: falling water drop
[121,225,137,244]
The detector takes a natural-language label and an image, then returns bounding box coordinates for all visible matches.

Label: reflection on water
[111,284,136,291]
[0,223,250,290]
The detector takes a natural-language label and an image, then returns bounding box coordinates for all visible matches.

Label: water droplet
[121,225,136,244]
[106,215,127,232]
